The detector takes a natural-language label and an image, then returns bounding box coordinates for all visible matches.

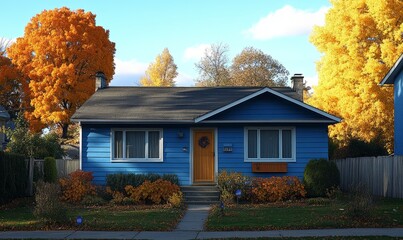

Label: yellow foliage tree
[308,0,402,151]
[7,7,116,137]
[140,48,177,86]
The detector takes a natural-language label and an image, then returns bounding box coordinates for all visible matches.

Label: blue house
[380,54,403,156]
[72,73,340,185]
[0,105,10,150]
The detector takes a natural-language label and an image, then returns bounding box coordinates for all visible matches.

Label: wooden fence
[32,159,80,178]
[333,156,403,198]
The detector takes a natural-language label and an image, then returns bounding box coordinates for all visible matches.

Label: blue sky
[1,1,331,87]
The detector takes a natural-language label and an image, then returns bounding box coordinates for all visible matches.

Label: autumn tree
[140,48,177,86]
[308,0,402,151]
[0,39,21,118]
[195,43,231,86]
[230,47,289,87]
[8,7,115,138]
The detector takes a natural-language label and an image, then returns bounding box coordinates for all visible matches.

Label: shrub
[346,183,373,218]
[33,180,66,223]
[125,179,180,204]
[330,137,388,160]
[81,195,107,206]
[251,176,306,203]
[303,159,340,197]
[43,157,57,183]
[59,170,96,203]
[106,172,180,192]
[168,192,183,208]
[217,170,252,202]
[0,151,28,203]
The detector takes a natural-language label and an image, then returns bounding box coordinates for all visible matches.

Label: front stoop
[181,185,220,205]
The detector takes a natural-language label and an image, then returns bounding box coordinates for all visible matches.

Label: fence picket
[333,156,403,198]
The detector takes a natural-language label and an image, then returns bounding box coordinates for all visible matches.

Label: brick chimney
[291,73,304,101]
[95,71,107,91]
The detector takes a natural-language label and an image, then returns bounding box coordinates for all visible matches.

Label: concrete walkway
[1,228,403,239]
[175,205,211,231]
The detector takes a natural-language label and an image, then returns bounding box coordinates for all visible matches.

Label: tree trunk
[62,123,69,139]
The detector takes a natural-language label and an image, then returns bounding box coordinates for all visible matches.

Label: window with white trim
[112,129,163,162]
[245,127,295,162]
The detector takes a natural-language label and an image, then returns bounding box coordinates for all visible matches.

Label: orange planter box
[252,162,288,173]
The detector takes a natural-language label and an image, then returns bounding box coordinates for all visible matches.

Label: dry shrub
[59,170,96,203]
[251,176,306,203]
[168,192,183,208]
[217,170,252,202]
[125,179,180,204]
[34,180,66,223]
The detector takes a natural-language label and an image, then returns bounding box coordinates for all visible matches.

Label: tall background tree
[140,48,177,86]
[0,39,21,118]
[7,7,115,138]
[195,43,231,86]
[230,47,289,87]
[308,0,402,151]
[195,46,289,87]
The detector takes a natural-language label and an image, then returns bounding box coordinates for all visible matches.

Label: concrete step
[185,196,220,202]
[185,200,220,205]
[181,185,220,205]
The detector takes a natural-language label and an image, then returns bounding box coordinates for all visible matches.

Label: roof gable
[380,54,403,85]
[195,88,341,123]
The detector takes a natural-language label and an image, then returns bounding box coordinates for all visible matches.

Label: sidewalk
[1,228,403,240]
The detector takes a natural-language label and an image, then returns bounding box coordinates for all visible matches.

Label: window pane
[260,130,279,158]
[126,131,145,158]
[148,131,160,158]
[282,130,292,158]
[114,131,123,158]
[248,130,257,158]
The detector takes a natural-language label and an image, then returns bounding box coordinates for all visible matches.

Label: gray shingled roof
[72,87,301,122]
[0,106,10,120]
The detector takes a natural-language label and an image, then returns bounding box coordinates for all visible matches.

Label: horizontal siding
[209,93,329,121]
[217,125,329,179]
[82,125,190,185]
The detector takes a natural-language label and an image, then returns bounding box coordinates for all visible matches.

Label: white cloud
[244,5,329,40]
[110,58,148,86]
[175,72,194,86]
[114,58,148,76]
[183,44,210,61]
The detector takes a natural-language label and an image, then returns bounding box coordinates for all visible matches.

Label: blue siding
[208,93,329,121]
[394,70,403,155]
[82,126,191,185]
[217,125,329,179]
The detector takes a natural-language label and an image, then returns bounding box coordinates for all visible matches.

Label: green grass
[0,200,184,231]
[206,198,403,231]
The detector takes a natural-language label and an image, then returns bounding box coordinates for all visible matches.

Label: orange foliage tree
[308,0,402,151]
[8,7,115,137]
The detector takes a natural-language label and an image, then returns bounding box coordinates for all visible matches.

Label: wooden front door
[193,129,215,183]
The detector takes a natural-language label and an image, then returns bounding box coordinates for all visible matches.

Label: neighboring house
[72,73,340,185]
[380,54,403,156]
[0,105,10,150]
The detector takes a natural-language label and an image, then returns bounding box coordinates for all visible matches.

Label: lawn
[206,198,403,231]
[0,198,185,231]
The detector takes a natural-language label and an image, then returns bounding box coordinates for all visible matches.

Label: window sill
[111,159,163,163]
[244,159,296,163]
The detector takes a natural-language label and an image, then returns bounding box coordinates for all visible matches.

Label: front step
[181,185,220,205]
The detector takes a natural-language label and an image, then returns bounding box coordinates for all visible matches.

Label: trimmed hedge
[303,158,340,197]
[0,151,28,203]
[44,157,57,183]
[106,173,179,192]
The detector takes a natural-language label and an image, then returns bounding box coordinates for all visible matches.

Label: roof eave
[71,119,195,124]
[379,54,403,86]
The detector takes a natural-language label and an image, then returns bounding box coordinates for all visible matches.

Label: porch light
[178,131,184,138]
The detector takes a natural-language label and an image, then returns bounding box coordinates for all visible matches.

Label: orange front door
[193,129,215,183]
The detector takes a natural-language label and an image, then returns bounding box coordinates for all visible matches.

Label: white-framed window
[111,129,163,162]
[244,127,296,162]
